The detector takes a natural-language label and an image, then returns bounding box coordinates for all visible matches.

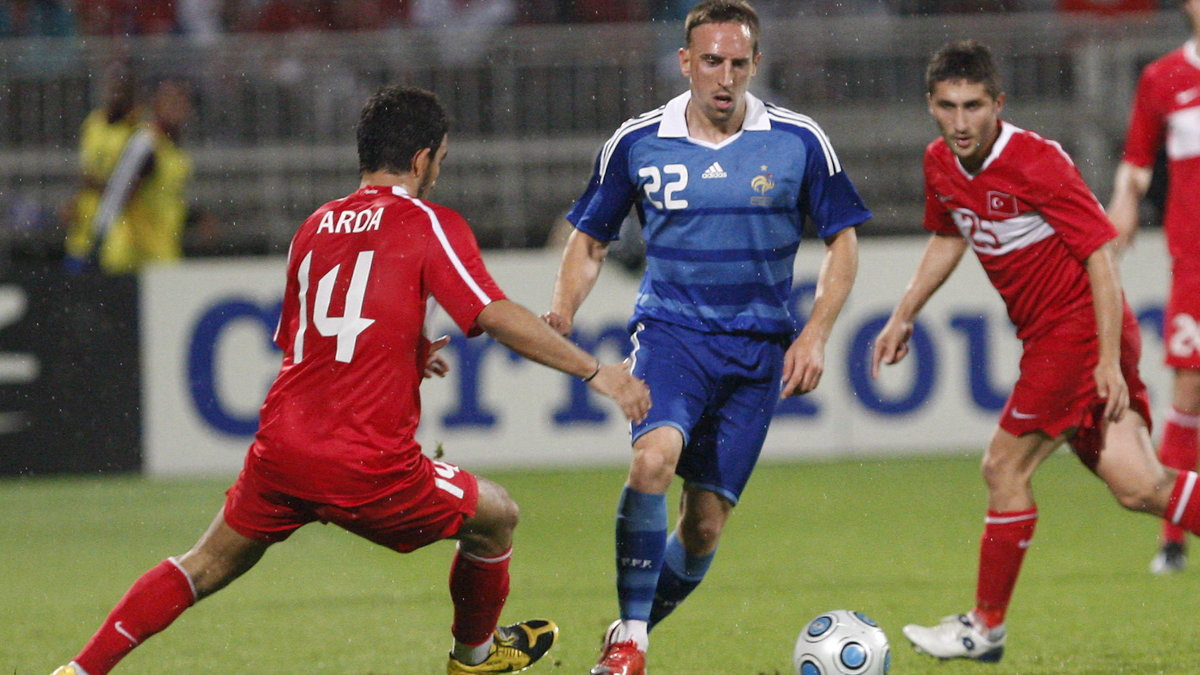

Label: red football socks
[1159,408,1200,543]
[74,559,197,675]
[1167,471,1200,535]
[974,508,1038,630]
[449,546,511,647]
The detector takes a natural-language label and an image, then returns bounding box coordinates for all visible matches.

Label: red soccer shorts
[999,310,1152,470]
[1165,263,1200,370]
[223,453,479,552]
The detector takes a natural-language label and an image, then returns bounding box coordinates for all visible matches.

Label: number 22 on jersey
[294,249,376,364]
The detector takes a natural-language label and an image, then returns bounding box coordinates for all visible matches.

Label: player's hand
[540,311,573,337]
[423,335,451,379]
[1093,359,1129,423]
[780,333,825,398]
[587,359,651,423]
[871,318,913,378]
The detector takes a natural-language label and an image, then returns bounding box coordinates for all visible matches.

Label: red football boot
[589,639,645,675]
[590,621,646,675]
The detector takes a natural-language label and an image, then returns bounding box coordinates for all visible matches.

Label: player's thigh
[1093,410,1174,511]
[628,320,713,452]
[455,476,519,556]
[329,459,480,554]
[679,369,780,505]
[222,463,316,544]
[982,426,1064,481]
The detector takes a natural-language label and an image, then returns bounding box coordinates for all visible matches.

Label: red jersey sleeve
[922,143,960,236]
[1026,146,1116,261]
[421,204,506,337]
[1123,64,1166,169]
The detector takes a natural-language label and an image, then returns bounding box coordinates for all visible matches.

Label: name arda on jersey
[316,207,384,234]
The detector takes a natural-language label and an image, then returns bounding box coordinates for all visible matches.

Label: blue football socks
[614,486,668,622]
[648,530,715,630]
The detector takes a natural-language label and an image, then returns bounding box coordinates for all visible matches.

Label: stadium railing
[0,10,1183,255]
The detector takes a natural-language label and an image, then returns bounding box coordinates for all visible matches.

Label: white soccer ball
[792,609,891,675]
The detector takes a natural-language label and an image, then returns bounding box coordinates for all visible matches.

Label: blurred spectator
[67,79,197,274]
[176,0,223,42]
[77,0,177,35]
[571,0,648,22]
[1058,0,1156,13]
[241,0,336,31]
[515,0,573,23]
[0,0,76,37]
[64,61,141,273]
[412,0,517,62]
[332,0,408,30]
[893,0,1022,13]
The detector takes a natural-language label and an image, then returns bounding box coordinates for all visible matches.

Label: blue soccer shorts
[628,319,787,504]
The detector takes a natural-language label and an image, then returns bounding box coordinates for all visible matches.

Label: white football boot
[902,613,1005,663]
[1149,541,1186,575]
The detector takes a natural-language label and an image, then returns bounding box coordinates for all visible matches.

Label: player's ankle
[451,636,493,666]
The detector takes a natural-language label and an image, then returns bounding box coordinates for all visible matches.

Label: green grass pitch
[4,452,1200,674]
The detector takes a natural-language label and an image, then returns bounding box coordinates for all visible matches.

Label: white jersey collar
[957,120,1017,178]
[658,90,771,140]
[1185,39,1200,70]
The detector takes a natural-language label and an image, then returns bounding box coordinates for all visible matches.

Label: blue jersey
[567,92,871,336]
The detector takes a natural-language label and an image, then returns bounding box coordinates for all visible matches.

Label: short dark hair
[356,85,449,175]
[925,40,1002,100]
[685,0,760,55]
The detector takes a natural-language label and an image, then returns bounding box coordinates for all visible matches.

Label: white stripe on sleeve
[395,188,494,306]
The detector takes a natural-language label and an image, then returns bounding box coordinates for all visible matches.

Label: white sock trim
[984,511,1038,525]
[616,619,649,652]
[452,635,495,665]
[69,661,92,675]
[1166,407,1200,429]
[1172,472,1198,525]
[456,542,513,565]
[167,556,199,601]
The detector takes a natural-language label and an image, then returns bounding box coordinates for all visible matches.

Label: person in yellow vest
[64,63,140,273]
[73,78,195,275]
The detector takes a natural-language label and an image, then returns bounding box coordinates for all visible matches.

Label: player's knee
[495,491,520,534]
[1110,482,1162,514]
[630,449,676,490]
[680,517,723,552]
[979,454,1015,490]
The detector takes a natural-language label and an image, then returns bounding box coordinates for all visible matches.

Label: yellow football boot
[446,619,559,674]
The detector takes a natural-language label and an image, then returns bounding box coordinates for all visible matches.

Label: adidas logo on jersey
[701,162,727,179]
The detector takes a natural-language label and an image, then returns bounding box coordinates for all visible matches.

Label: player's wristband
[582,359,601,383]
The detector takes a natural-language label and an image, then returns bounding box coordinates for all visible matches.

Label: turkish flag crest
[987,191,1019,218]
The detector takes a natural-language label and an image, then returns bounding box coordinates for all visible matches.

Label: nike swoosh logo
[1011,410,1037,420]
[1178,87,1200,106]
[114,621,139,645]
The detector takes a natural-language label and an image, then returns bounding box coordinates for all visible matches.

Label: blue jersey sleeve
[797,130,872,239]
[566,136,639,242]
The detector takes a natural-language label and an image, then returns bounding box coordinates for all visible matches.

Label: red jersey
[924,121,1117,341]
[249,185,505,505]
[1122,40,1200,264]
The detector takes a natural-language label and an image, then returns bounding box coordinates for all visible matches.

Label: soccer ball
[792,609,891,675]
